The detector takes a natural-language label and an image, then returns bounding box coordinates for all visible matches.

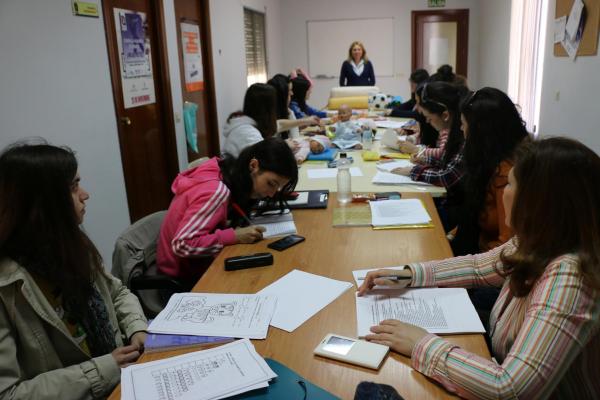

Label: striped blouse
[420,128,449,160]
[407,239,600,399]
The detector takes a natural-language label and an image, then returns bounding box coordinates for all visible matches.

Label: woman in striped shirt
[359,137,600,399]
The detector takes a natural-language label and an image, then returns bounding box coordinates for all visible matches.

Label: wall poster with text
[180,22,204,92]
[113,8,156,108]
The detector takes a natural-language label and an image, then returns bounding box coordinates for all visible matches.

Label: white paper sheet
[307,167,363,179]
[356,288,485,336]
[369,199,431,227]
[251,210,297,238]
[258,269,353,332]
[372,171,432,186]
[376,160,415,172]
[148,293,277,339]
[554,15,567,43]
[120,339,276,400]
[375,120,409,129]
[565,0,584,39]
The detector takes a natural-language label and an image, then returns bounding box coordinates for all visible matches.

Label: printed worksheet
[120,339,276,400]
[356,288,485,336]
[148,293,277,339]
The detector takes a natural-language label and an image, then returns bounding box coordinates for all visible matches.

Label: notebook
[286,190,329,209]
[144,333,233,353]
[251,209,297,238]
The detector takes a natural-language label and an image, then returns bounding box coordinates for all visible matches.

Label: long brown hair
[347,41,368,63]
[501,137,600,296]
[0,141,103,319]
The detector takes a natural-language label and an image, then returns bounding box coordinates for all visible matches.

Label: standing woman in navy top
[339,41,376,86]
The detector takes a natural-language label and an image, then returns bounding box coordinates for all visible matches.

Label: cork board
[554,0,600,56]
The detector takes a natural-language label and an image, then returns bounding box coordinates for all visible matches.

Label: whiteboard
[307,18,394,78]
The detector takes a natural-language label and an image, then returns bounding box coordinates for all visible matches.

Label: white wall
[280,0,482,107]
[209,0,283,148]
[0,1,131,270]
[478,0,511,91]
[538,0,600,154]
[0,1,204,269]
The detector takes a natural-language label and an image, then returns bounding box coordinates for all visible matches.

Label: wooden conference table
[109,193,489,400]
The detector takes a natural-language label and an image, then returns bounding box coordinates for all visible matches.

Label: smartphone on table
[267,234,305,251]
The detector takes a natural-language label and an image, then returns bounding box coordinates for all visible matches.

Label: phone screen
[323,336,355,355]
[267,234,305,251]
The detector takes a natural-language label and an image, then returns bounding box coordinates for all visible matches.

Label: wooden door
[174,0,220,161]
[103,0,179,222]
[412,9,469,77]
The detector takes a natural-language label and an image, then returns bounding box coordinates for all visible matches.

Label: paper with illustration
[148,293,277,339]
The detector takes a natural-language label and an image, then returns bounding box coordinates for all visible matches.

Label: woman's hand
[365,320,428,357]
[391,166,412,176]
[286,139,300,152]
[357,268,412,296]
[129,331,147,350]
[410,153,425,165]
[301,116,320,126]
[399,141,418,154]
[235,226,266,243]
[111,344,141,368]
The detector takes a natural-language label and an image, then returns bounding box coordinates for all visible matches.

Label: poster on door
[180,22,204,92]
[114,8,156,108]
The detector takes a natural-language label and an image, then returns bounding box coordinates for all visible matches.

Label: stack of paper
[251,209,297,238]
[376,160,414,172]
[307,167,363,179]
[121,339,277,400]
[375,120,409,129]
[148,293,277,339]
[355,288,485,337]
[258,270,353,332]
[369,199,431,227]
[372,171,432,186]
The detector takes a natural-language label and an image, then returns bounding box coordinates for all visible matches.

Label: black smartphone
[267,234,305,251]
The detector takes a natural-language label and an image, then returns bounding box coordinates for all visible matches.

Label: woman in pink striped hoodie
[157,139,298,282]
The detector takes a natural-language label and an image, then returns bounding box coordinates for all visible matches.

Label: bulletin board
[307,18,394,78]
[554,0,600,56]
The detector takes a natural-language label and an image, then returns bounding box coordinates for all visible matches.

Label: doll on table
[292,136,331,164]
[329,104,363,150]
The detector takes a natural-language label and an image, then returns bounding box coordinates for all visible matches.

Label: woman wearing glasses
[359,137,600,399]
[391,81,469,231]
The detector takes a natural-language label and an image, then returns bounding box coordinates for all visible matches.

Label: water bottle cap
[340,152,347,158]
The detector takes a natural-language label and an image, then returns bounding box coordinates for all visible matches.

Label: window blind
[244,8,267,86]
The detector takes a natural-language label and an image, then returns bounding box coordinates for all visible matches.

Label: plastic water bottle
[362,128,373,150]
[337,153,352,205]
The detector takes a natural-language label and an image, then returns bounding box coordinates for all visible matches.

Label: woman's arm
[367,61,376,85]
[410,150,465,188]
[410,257,598,399]
[0,303,120,399]
[103,271,147,340]
[170,182,237,257]
[339,61,348,86]
[276,116,318,133]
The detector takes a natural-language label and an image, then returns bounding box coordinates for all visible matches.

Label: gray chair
[111,211,185,317]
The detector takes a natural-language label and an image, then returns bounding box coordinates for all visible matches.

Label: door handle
[120,117,132,126]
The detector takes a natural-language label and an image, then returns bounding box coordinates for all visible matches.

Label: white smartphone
[314,333,389,370]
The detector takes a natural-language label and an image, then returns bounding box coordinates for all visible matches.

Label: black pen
[356,275,411,282]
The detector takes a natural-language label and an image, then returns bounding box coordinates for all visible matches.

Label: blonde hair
[347,41,368,63]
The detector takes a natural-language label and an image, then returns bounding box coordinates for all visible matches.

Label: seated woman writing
[0,141,148,399]
[157,138,298,282]
[358,137,600,399]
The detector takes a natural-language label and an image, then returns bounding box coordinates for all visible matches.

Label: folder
[286,190,329,209]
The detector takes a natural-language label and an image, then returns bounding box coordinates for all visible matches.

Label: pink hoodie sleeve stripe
[172,182,230,256]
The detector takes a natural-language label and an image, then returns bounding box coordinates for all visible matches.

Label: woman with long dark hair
[359,137,600,399]
[391,81,469,231]
[451,87,530,256]
[0,142,147,399]
[158,138,298,281]
[222,83,278,157]
[267,74,319,140]
[290,72,327,119]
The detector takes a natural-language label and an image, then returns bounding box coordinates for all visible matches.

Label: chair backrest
[111,210,167,286]
[187,156,209,170]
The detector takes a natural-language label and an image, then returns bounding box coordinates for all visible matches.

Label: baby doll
[329,104,363,150]
[292,136,331,164]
